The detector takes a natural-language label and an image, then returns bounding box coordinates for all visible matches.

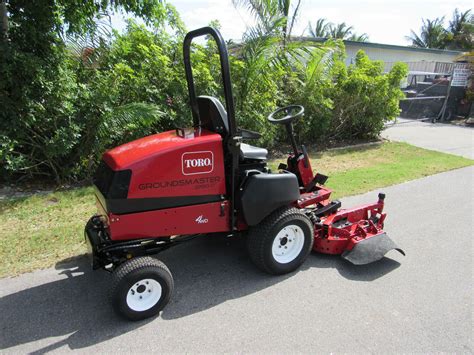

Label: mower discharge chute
[85,26,404,321]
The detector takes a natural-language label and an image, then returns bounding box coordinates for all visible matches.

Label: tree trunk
[0,0,8,40]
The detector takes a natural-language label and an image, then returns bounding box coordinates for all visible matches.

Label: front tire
[111,257,174,321]
[247,207,314,275]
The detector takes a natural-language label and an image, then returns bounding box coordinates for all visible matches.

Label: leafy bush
[0,0,172,183]
[0,16,407,183]
[0,45,82,183]
[328,51,407,141]
[284,44,407,145]
[288,41,344,142]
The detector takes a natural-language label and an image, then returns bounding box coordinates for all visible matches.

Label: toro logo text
[182,151,214,175]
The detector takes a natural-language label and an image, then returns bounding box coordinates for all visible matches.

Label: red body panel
[103,128,226,198]
[287,154,314,188]
[108,201,230,240]
[297,157,314,187]
[96,124,390,256]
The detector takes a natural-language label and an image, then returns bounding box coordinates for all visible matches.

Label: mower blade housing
[341,232,405,265]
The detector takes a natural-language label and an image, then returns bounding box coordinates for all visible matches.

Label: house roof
[292,37,464,55]
[408,71,452,76]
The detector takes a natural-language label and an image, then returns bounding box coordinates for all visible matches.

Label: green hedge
[0,21,407,183]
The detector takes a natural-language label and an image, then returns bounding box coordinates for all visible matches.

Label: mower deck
[311,193,404,264]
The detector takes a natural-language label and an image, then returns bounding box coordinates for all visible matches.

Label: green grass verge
[1,142,472,278]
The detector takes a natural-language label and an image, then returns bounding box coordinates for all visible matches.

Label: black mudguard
[240,173,299,225]
[341,233,405,265]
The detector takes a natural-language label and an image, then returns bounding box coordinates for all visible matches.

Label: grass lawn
[1,142,472,278]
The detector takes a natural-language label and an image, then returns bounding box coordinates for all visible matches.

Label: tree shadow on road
[0,256,153,352]
[0,236,400,351]
[160,237,401,320]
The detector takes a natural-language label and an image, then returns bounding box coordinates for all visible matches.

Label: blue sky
[111,0,472,46]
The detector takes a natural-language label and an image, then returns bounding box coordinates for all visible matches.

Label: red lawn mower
[85,27,404,321]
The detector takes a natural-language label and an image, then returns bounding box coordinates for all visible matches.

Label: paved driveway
[1,166,473,353]
[383,118,474,159]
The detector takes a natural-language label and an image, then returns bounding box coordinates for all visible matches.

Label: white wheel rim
[126,278,162,312]
[271,224,305,264]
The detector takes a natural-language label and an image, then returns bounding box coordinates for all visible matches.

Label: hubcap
[126,278,162,312]
[271,225,305,264]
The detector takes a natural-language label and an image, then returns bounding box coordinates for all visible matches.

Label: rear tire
[247,207,314,275]
[111,257,174,321]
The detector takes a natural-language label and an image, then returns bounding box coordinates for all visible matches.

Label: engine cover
[94,128,226,215]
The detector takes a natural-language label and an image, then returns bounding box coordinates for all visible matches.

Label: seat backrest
[197,96,229,137]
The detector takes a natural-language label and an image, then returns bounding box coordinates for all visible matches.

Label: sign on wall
[451,68,470,87]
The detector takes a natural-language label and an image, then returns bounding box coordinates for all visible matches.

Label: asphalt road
[383,118,474,159]
[1,166,472,353]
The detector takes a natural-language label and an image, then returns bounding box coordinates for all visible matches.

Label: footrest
[305,173,329,192]
[314,200,341,217]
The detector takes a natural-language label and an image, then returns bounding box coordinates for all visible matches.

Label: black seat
[197,96,267,161]
[240,143,268,160]
[197,96,229,136]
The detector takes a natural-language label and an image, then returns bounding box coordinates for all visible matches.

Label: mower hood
[102,129,221,170]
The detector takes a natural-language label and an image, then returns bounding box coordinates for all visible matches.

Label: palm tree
[449,9,472,35]
[406,17,447,48]
[231,0,344,112]
[231,0,306,105]
[307,18,330,38]
[446,8,473,50]
[348,33,369,42]
[232,0,302,40]
[307,18,369,41]
[328,22,353,39]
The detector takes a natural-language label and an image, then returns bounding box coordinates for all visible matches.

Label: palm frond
[233,0,300,38]
[303,41,342,89]
[407,17,447,48]
[64,14,112,65]
[349,33,369,42]
[97,103,164,147]
[449,8,472,34]
[287,0,301,37]
[406,30,426,47]
[328,22,354,39]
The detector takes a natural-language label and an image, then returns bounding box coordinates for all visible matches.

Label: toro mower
[85,27,404,321]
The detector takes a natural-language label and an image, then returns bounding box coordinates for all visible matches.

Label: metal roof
[408,71,452,76]
[293,37,464,55]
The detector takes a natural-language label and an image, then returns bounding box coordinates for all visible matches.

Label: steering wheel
[267,105,304,125]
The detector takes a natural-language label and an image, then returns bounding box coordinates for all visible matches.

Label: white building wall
[344,43,461,72]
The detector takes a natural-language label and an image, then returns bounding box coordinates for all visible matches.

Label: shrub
[0,45,82,183]
[288,41,344,143]
[1,20,407,183]
[285,45,407,146]
[328,51,408,141]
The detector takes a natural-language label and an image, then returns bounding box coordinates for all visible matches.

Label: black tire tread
[247,206,313,275]
[111,256,174,320]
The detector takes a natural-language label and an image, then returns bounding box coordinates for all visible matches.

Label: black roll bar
[183,27,240,232]
[183,26,237,137]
